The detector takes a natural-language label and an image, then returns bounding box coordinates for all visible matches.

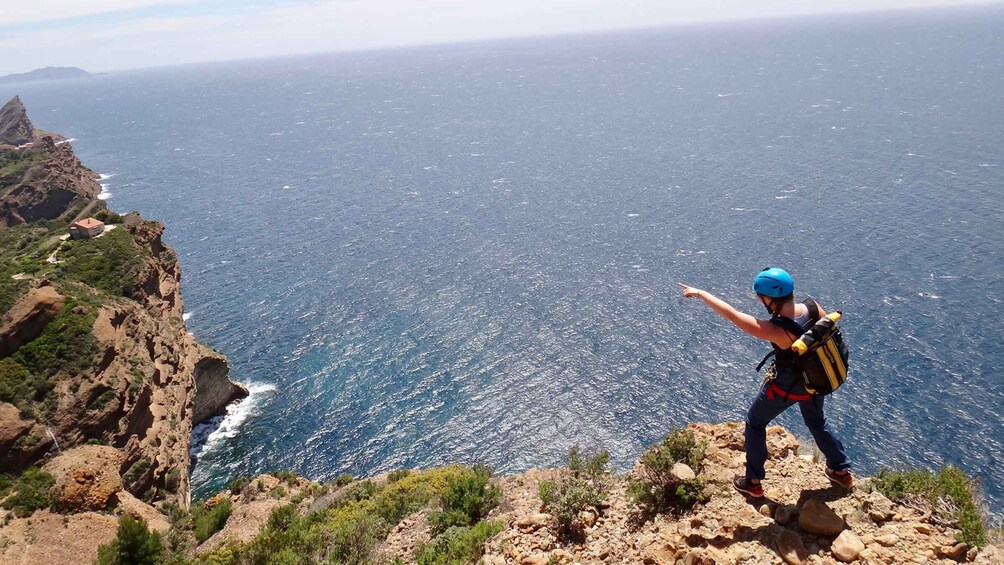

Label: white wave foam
[97,172,115,200]
[716,92,740,97]
[774,195,789,200]
[183,312,192,321]
[54,138,76,146]
[190,382,277,460]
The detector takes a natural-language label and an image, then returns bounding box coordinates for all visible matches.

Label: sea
[5,5,1002,513]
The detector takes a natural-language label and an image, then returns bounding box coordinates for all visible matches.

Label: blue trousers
[744,379,851,481]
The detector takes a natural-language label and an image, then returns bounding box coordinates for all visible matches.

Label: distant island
[0,67,93,86]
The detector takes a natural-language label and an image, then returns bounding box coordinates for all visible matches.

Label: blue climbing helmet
[752,267,794,298]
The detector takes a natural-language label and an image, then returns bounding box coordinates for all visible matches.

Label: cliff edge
[0,96,246,514]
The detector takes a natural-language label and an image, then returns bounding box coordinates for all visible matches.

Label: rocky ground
[2,422,1000,564]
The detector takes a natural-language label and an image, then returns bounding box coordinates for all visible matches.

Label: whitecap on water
[190,382,278,461]
[183,312,192,321]
[98,173,115,200]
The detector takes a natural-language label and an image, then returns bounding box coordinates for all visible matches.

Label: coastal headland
[0,96,999,564]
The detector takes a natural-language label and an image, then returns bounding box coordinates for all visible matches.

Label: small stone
[893,513,903,521]
[938,542,967,558]
[875,534,899,547]
[579,509,597,527]
[517,513,552,532]
[799,499,845,537]
[914,523,933,535]
[521,554,549,565]
[761,504,773,517]
[776,528,808,565]
[671,462,696,480]
[831,530,865,562]
[966,547,978,561]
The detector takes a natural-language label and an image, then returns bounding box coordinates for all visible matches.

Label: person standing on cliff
[677,268,853,499]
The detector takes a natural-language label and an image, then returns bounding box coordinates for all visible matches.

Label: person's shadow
[682,484,854,558]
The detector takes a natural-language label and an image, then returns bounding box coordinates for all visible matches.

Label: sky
[1,0,1002,76]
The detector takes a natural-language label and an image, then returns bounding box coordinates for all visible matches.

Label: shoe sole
[826,472,854,489]
[733,482,764,498]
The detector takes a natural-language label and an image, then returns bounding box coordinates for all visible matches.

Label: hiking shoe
[826,468,855,489]
[733,475,765,498]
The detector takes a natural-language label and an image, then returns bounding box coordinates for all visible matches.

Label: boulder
[776,528,808,565]
[516,513,551,532]
[798,499,844,536]
[831,530,865,562]
[775,504,796,525]
[43,445,123,512]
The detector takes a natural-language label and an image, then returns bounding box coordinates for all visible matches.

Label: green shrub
[164,468,181,493]
[266,504,298,532]
[11,300,98,391]
[95,514,165,565]
[0,473,13,498]
[428,464,500,535]
[1,467,55,517]
[122,458,152,492]
[416,521,503,565]
[538,447,610,539]
[873,466,987,546]
[626,428,709,516]
[333,473,354,487]
[388,469,411,483]
[198,466,475,565]
[56,227,148,296]
[341,480,382,505]
[271,470,299,485]
[192,498,233,543]
[0,358,32,406]
[94,208,124,224]
[227,476,251,495]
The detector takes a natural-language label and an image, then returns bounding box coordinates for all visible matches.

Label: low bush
[227,476,251,495]
[873,466,987,546]
[96,515,165,565]
[388,469,411,483]
[1,467,55,517]
[333,473,354,487]
[626,428,709,515]
[10,300,99,404]
[271,470,299,485]
[122,458,152,493]
[199,466,477,565]
[428,464,501,535]
[538,447,610,539]
[192,498,233,543]
[56,227,147,297]
[416,521,503,565]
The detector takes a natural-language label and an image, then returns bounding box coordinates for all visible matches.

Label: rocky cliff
[0,96,35,146]
[0,97,246,515]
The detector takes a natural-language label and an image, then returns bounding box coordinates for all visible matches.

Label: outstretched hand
[678,282,704,299]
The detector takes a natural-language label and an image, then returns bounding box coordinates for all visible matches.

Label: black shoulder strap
[803,297,820,323]
[771,316,806,339]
